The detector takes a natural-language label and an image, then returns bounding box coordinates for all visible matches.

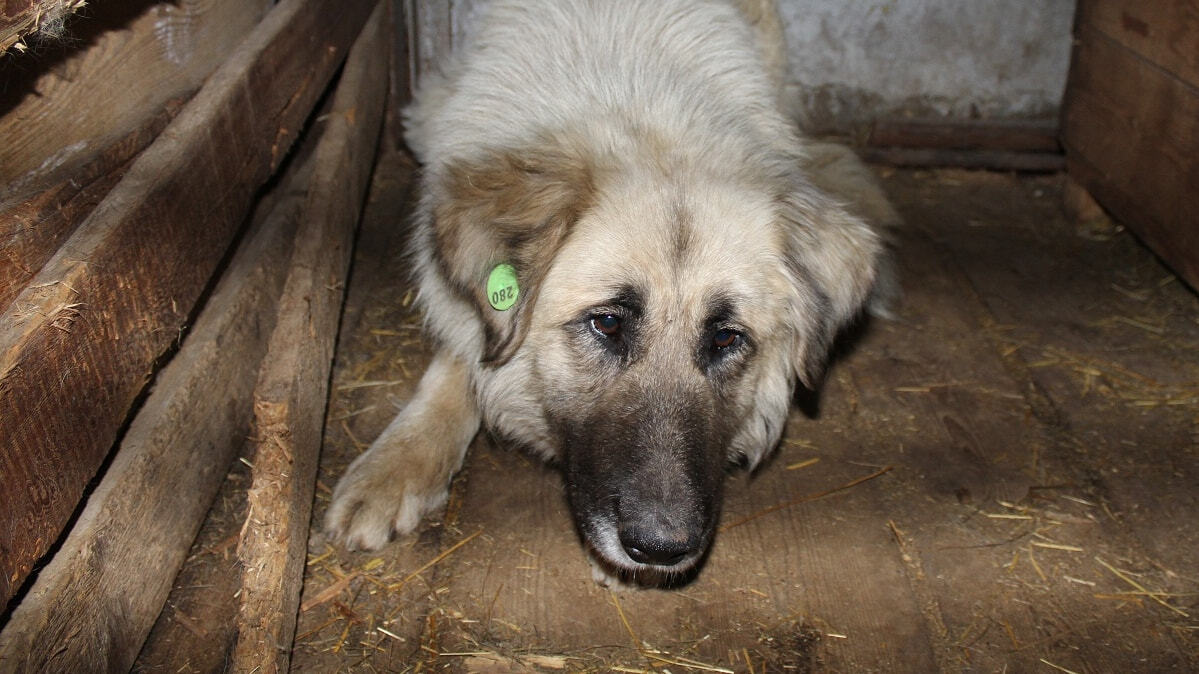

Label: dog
[325,0,897,586]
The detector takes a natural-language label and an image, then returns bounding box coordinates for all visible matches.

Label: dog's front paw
[324,447,450,551]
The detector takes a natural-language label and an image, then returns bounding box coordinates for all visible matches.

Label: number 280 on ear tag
[487,263,519,311]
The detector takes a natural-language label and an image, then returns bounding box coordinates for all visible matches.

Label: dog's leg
[325,350,480,550]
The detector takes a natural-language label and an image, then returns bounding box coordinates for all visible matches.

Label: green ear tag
[486,263,519,311]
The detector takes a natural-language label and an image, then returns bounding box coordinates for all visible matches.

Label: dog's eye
[712,328,741,350]
[590,314,622,340]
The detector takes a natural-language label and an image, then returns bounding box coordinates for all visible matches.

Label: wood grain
[0,98,185,314]
[0,0,374,612]
[0,0,270,200]
[0,146,307,674]
[2,0,269,321]
[1063,24,1199,289]
[230,4,388,671]
[1077,0,1199,87]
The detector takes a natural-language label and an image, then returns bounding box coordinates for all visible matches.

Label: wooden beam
[0,98,185,314]
[859,147,1066,173]
[2,0,272,314]
[0,149,309,674]
[0,0,374,611]
[1,0,271,200]
[230,3,388,672]
[868,117,1061,154]
[863,117,1064,171]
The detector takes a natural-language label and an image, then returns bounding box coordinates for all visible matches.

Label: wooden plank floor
[140,151,1199,672]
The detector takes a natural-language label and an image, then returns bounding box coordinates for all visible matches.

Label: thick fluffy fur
[326,0,895,586]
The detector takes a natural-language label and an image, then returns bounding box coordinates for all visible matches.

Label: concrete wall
[411,0,1077,134]
[778,0,1077,133]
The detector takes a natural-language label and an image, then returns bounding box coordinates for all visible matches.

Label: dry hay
[2,0,87,53]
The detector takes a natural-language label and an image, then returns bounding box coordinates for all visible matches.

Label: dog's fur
[326,0,897,586]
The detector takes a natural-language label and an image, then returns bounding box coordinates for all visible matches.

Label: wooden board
[861,147,1065,173]
[229,4,388,671]
[1076,0,1199,87]
[0,0,374,612]
[1,0,271,314]
[1062,23,1199,289]
[0,148,307,674]
[869,118,1061,153]
[287,151,432,670]
[0,0,271,199]
[881,169,1199,671]
[0,98,186,315]
[136,154,419,674]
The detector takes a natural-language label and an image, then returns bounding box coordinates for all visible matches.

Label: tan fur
[326,0,897,582]
[324,353,479,550]
[432,142,598,362]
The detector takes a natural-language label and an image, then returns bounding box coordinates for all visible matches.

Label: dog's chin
[581,519,711,590]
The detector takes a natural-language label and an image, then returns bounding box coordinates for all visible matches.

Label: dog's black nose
[618,526,694,566]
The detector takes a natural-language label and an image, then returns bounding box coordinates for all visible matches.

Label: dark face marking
[559,378,727,583]
[695,293,755,386]
[547,284,760,583]
[567,285,644,364]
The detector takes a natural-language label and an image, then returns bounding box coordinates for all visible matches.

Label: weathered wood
[860,146,1066,172]
[1063,23,1199,289]
[0,97,185,314]
[0,0,271,202]
[0,0,375,612]
[1077,0,1199,87]
[2,0,270,314]
[0,151,309,674]
[230,4,388,672]
[868,117,1061,153]
[0,0,84,53]
[881,170,1199,671]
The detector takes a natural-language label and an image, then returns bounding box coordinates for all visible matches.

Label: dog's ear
[432,146,594,364]
[778,184,882,388]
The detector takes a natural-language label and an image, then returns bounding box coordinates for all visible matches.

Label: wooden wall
[1063,1,1199,289]
[0,2,391,668]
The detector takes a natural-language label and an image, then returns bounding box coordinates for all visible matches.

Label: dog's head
[430,142,881,584]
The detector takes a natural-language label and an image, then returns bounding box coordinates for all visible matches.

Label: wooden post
[0,0,374,612]
[230,3,389,671]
